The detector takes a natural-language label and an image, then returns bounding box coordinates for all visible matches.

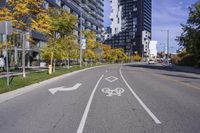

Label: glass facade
[105,0,152,56]
[45,0,104,41]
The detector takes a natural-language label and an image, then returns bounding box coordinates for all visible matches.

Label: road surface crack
[48,113,65,133]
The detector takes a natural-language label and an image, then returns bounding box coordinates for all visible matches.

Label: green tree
[48,8,77,37]
[178,2,200,66]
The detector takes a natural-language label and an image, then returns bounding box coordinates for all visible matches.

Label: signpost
[80,37,87,67]
[0,21,13,86]
[81,38,86,50]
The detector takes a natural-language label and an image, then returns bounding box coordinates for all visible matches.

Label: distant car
[148,59,155,64]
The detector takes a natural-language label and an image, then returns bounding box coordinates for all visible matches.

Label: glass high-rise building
[105,0,152,56]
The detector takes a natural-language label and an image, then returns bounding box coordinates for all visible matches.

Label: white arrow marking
[48,83,82,95]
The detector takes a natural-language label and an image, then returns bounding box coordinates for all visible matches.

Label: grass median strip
[0,65,98,94]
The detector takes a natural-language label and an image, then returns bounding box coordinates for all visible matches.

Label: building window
[53,0,61,6]
[42,0,49,9]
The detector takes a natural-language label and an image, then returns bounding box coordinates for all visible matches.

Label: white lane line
[77,74,104,133]
[119,66,162,124]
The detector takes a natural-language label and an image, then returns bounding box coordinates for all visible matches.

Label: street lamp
[79,11,83,68]
[0,21,12,86]
[161,30,170,65]
[5,22,9,86]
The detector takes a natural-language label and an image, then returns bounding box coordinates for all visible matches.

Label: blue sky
[103,0,198,53]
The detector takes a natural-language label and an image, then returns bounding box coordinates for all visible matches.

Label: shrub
[179,54,197,66]
[177,51,188,58]
[171,55,181,65]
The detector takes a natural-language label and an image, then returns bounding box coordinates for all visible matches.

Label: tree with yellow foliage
[111,48,127,63]
[0,0,52,77]
[101,44,112,62]
[82,30,96,63]
[58,35,79,69]
[132,54,142,62]
[48,8,77,37]
[94,41,103,63]
[82,30,104,64]
[41,8,77,73]
[101,44,128,63]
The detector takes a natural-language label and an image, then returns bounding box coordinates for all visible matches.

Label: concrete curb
[0,64,109,104]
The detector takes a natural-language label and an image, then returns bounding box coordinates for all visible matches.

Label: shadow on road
[125,64,200,75]
[161,73,200,80]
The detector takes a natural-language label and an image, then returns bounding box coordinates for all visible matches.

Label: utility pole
[0,21,12,86]
[159,43,166,53]
[78,4,95,67]
[161,30,170,65]
[167,30,169,65]
[5,22,9,86]
[79,12,83,68]
[22,32,26,77]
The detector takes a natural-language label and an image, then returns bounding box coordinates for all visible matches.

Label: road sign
[0,21,13,35]
[81,38,86,49]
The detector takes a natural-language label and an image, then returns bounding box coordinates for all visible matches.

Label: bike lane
[80,65,162,133]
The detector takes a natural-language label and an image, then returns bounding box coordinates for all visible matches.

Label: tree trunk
[67,58,70,69]
[14,46,18,67]
[67,54,70,69]
[48,52,54,74]
[65,59,67,66]
[53,59,56,72]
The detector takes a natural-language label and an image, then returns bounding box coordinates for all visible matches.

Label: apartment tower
[105,0,152,56]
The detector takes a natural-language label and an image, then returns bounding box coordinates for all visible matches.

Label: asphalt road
[0,63,200,133]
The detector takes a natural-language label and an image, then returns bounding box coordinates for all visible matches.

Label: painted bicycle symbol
[101,87,125,97]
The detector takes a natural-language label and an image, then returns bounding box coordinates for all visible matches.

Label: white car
[148,59,155,64]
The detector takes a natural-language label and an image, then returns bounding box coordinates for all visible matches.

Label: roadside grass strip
[0,65,103,94]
